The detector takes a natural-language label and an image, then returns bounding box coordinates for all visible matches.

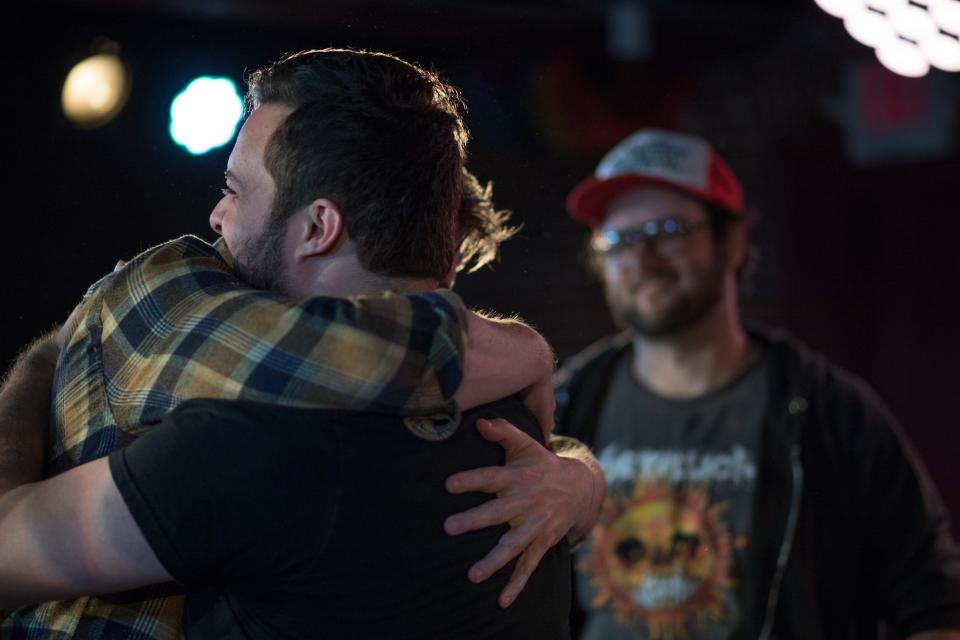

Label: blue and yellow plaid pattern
[1,234,467,638]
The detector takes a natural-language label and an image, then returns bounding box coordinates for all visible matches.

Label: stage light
[816,0,960,76]
[876,37,931,75]
[887,2,940,40]
[815,0,865,18]
[844,7,898,47]
[169,77,243,155]
[62,52,130,128]
[865,0,905,11]
[921,31,960,70]
[929,0,960,34]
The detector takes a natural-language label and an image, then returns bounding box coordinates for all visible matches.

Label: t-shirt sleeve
[107,399,343,589]
[108,404,223,587]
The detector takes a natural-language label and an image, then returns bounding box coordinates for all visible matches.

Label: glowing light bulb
[815,0,865,18]
[169,77,244,155]
[920,31,960,70]
[876,38,931,76]
[866,0,906,12]
[929,0,960,34]
[887,2,939,40]
[62,53,130,128]
[844,7,898,46]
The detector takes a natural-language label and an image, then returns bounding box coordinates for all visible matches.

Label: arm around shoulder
[99,239,473,417]
[455,311,556,436]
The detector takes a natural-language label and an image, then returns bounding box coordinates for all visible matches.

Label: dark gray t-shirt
[577,349,769,640]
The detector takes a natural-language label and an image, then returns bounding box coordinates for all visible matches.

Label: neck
[288,251,439,298]
[631,285,755,399]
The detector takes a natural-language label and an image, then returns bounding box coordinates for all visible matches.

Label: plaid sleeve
[94,236,467,429]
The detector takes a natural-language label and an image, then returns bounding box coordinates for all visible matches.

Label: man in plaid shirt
[0,48,601,637]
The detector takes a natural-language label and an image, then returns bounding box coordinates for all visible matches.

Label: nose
[616,240,664,276]
[209,197,227,235]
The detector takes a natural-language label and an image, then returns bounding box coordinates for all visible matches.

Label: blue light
[169,77,243,155]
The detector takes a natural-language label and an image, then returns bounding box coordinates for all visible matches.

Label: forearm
[197,289,469,414]
[0,458,168,609]
[550,435,604,544]
[455,311,553,410]
[100,286,469,418]
[97,238,470,419]
[908,631,960,639]
[0,334,58,494]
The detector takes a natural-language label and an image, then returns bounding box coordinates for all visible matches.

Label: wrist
[563,455,604,545]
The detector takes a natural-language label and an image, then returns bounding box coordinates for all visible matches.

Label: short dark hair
[246,48,469,281]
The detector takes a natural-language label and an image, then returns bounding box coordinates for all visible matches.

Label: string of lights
[814,0,960,76]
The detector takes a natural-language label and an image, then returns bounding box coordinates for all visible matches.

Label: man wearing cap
[556,128,960,639]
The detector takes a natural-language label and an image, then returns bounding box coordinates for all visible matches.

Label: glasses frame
[591,217,709,256]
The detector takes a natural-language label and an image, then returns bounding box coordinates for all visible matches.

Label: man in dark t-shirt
[0,394,572,638]
[108,397,571,639]
[0,49,604,637]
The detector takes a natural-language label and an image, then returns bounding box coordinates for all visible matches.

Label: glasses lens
[595,218,697,255]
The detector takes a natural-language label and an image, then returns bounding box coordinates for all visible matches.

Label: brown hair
[247,48,470,280]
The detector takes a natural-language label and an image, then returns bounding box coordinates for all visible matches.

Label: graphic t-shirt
[578,349,769,640]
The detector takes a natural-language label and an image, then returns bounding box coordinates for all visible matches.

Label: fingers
[521,383,556,441]
[474,418,539,457]
[498,539,550,608]
[465,524,535,585]
[444,494,525,535]
[446,465,512,495]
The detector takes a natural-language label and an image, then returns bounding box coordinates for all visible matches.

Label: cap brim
[567,174,740,227]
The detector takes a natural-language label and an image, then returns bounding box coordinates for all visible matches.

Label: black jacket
[555,328,960,639]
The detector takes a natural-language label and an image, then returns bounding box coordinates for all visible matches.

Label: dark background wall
[5,1,960,525]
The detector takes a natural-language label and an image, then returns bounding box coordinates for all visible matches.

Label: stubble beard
[232,213,291,295]
[607,262,726,339]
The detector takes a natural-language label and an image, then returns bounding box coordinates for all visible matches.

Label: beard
[606,261,725,339]
[232,215,290,295]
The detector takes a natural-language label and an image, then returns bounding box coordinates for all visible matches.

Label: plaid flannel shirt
[0,234,467,639]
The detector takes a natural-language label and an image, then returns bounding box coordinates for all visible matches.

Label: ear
[723,220,748,273]
[439,249,461,289]
[294,198,346,259]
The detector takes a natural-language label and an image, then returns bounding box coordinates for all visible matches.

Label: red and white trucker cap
[566,129,744,227]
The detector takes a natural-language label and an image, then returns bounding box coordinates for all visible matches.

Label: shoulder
[756,328,906,465]
[129,235,233,281]
[758,327,890,419]
[97,236,254,317]
[554,331,632,390]
[166,398,297,436]
[462,395,542,443]
[166,399,364,448]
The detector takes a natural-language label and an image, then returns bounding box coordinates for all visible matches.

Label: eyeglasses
[591,217,709,256]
